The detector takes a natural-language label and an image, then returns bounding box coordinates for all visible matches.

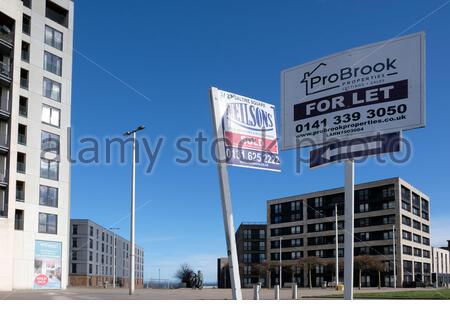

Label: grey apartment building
[0,0,73,291]
[236,223,267,288]
[69,219,145,288]
[267,177,432,288]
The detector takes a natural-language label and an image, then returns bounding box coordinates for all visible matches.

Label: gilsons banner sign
[212,88,281,172]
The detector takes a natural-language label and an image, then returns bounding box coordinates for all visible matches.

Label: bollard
[274,284,280,300]
[253,284,260,300]
[292,284,298,300]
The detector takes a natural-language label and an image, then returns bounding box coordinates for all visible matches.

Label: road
[0,287,438,300]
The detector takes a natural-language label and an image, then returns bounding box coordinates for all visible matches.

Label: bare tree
[175,263,194,288]
[354,255,385,289]
[298,256,326,289]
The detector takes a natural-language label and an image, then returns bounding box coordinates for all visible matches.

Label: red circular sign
[35,274,49,286]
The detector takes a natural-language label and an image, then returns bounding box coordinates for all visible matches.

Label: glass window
[40,158,59,180]
[43,78,61,101]
[45,25,63,50]
[22,14,31,35]
[39,185,58,207]
[41,131,60,154]
[38,212,57,234]
[14,210,24,230]
[43,51,62,76]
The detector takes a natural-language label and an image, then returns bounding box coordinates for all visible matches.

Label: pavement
[0,287,438,300]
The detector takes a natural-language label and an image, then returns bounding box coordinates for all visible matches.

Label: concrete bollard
[275,284,280,300]
[292,284,298,300]
[253,284,260,300]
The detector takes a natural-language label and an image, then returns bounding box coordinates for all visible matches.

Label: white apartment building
[432,246,450,287]
[0,0,73,291]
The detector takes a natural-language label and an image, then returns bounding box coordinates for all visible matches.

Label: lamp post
[109,227,120,288]
[124,125,145,295]
[279,236,283,287]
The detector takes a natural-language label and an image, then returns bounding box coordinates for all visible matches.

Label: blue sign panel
[34,240,62,289]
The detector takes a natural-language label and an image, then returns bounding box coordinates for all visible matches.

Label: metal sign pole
[335,204,339,288]
[393,225,397,289]
[344,160,354,300]
[209,87,242,300]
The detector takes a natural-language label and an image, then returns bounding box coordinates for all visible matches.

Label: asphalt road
[0,287,437,300]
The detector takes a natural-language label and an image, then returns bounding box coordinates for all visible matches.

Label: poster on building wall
[211,88,281,172]
[33,240,62,290]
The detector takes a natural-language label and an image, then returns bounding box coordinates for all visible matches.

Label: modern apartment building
[235,223,267,288]
[216,257,230,289]
[0,0,73,291]
[266,177,432,288]
[69,219,145,289]
[432,245,450,287]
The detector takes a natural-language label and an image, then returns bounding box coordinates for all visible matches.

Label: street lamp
[279,236,283,287]
[124,125,145,295]
[109,227,120,288]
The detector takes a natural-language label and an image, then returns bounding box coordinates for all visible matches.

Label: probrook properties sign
[281,32,425,149]
[213,88,281,172]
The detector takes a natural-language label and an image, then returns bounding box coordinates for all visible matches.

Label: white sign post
[209,87,280,300]
[281,32,425,300]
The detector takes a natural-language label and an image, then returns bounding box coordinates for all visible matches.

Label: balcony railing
[0,172,6,183]
[18,133,26,145]
[16,189,24,201]
[0,61,11,79]
[0,27,13,46]
[20,77,28,89]
[17,162,25,173]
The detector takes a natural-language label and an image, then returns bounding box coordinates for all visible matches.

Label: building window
[19,96,28,117]
[23,0,32,9]
[423,237,430,246]
[16,181,25,201]
[14,210,24,230]
[38,212,57,234]
[90,226,94,237]
[17,152,26,173]
[413,220,421,230]
[40,158,59,180]
[20,69,29,89]
[46,1,69,27]
[402,230,411,241]
[412,234,421,244]
[414,248,422,257]
[72,224,78,235]
[402,215,411,226]
[243,254,251,263]
[72,250,77,260]
[244,241,251,251]
[41,131,60,154]
[22,14,31,35]
[422,224,430,233]
[18,124,27,145]
[89,238,93,249]
[0,188,7,218]
[44,25,63,50]
[71,263,77,274]
[89,264,93,274]
[21,41,30,62]
[43,78,61,101]
[44,51,62,76]
[39,185,58,207]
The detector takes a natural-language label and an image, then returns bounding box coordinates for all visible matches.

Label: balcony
[0,61,12,85]
[0,18,14,51]
[0,172,7,187]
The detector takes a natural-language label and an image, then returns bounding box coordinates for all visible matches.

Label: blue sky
[70,0,450,282]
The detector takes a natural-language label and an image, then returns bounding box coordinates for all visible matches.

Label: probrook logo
[226,103,274,132]
[301,58,398,95]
